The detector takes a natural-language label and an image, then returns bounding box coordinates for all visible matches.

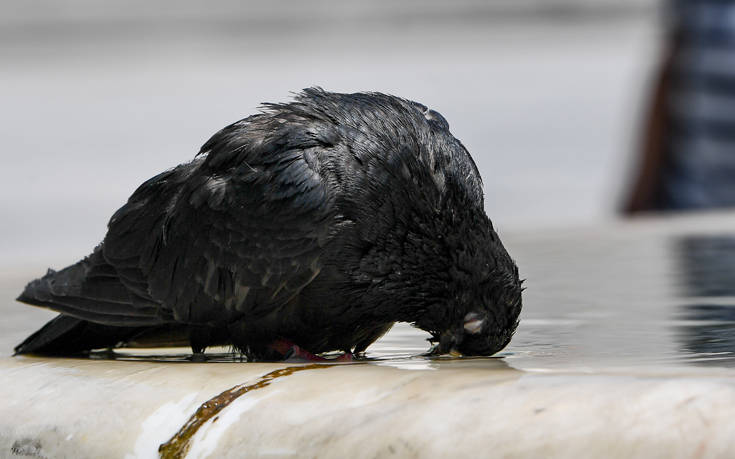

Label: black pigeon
[15,88,522,360]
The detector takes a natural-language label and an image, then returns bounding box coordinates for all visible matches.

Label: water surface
[4,215,735,372]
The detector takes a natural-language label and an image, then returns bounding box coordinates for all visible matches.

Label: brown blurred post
[623,37,679,215]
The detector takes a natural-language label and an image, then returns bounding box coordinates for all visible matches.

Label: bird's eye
[463,311,484,334]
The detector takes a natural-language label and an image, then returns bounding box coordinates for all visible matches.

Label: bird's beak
[430,325,459,354]
[432,312,486,355]
[433,312,485,355]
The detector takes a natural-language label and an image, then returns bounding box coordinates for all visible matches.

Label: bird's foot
[189,352,207,362]
[334,352,354,362]
[269,339,353,362]
[269,338,322,362]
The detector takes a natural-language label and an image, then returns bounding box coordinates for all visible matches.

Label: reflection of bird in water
[15,88,522,361]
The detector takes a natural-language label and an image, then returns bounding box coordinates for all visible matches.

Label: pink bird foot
[269,339,353,362]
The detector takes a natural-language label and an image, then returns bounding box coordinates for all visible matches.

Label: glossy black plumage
[15,88,523,359]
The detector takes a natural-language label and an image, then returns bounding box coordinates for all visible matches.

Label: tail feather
[15,248,229,355]
[16,250,163,327]
[14,314,146,355]
[15,315,230,355]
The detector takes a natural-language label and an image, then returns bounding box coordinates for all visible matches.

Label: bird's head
[356,206,522,357]
[427,274,523,357]
[407,210,523,357]
[319,90,523,356]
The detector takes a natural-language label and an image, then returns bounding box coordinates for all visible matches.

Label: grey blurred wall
[0,0,661,271]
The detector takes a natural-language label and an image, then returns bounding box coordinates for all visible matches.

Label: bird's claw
[334,352,354,362]
[269,339,353,362]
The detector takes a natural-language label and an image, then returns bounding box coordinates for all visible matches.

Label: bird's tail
[15,250,165,355]
[14,314,147,355]
[16,249,163,327]
[15,252,230,355]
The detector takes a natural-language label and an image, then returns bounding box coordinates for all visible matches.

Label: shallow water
[4,214,735,372]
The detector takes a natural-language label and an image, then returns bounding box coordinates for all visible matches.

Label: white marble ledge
[2,356,735,459]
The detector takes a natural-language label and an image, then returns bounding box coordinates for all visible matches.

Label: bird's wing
[102,115,337,325]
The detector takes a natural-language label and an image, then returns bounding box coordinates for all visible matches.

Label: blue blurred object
[662,1,735,208]
[637,0,735,210]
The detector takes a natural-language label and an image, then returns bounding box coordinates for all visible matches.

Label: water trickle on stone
[158,364,333,459]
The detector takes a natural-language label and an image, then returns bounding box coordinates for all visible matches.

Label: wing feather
[102,114,337,325]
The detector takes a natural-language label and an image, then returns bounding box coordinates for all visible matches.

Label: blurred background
[0,0,663,272]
